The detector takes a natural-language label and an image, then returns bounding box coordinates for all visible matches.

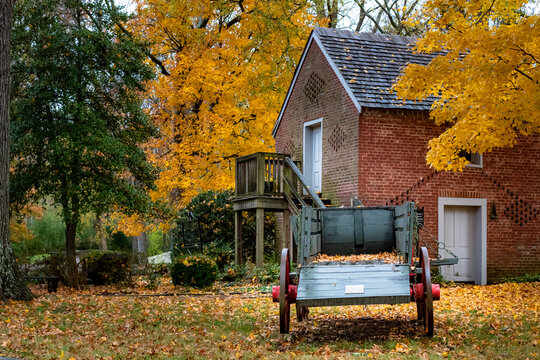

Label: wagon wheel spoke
[416,299,425,321]
[416,273,424,321]
[420,247,434,336]
[279,248,291,333]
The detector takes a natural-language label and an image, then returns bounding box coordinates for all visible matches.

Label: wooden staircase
[233,152,326,266]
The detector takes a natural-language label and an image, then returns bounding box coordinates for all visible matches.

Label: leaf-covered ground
[1,279,538,359]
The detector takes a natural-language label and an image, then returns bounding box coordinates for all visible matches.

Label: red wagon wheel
[419,246,434,336]
[280,248,291,333]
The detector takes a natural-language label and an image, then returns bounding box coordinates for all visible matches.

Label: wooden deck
[296,263,411,307]
[234,152,326,266]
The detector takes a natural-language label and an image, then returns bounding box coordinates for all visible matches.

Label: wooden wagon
[272,202,446,336]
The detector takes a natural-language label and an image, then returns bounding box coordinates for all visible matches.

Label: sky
[114,0,136,13]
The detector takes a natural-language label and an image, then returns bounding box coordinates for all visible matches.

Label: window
[459,150,483,168]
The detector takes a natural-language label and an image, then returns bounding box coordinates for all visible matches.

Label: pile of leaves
[312,252,402,264]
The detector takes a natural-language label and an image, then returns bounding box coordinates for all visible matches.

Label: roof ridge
[314,27,417,44]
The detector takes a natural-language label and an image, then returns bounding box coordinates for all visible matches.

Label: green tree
[10,0,157,288]
[0,0,33,301]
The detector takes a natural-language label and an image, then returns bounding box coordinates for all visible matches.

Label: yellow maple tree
[394,0,539,171]
[129,0,316,210]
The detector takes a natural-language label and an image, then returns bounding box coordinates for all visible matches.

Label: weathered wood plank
[296,295,410,307]
[296,264,410,307]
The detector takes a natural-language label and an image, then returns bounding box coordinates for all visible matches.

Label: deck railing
[235,152,290,197]
[235,152,325,213]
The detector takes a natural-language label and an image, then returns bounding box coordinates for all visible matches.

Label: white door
[303,120,322,193]
[311,126,322,192]
[440,206,477,282]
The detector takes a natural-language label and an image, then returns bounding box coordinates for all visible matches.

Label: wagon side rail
[393,202,415,265]
[297,206,322,266]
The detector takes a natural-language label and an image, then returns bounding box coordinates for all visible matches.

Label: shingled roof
[273,28,440,137]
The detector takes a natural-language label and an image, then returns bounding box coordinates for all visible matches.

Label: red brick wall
[358,107,540,280]
[274,41,360,205]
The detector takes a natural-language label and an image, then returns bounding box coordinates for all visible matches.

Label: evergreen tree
[10,0,157,288]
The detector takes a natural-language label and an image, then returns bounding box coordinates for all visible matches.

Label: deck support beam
[283,208,291,252]
[256,208,264,267]
[235,211,243,265]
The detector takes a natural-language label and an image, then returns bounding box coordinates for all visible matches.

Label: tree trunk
[131,232,147,265]
[0,0,33,301]
[94,213,106,251]
[65,222,79,289]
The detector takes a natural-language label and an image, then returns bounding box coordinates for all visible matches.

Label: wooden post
[283,208,291,252]
[235,211,243,265]
[256,153,265,196]
[256,207,264,267]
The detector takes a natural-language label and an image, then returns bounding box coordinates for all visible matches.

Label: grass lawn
[1,279,538,359]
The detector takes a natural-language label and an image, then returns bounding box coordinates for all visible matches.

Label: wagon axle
[411,283,440,301]
[272,285,297,303]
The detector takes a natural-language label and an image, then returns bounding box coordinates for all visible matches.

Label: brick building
[272,28,540,283]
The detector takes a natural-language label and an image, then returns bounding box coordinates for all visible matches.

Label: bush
[172,190,235,254]
[85,251,131,285]
[203,243,233,270]
[171,254,218,288]
[170,189,279,264]
[107,229,132,252]
[498,273,540,284]
[220,263,247,283]
[252,262,280,285]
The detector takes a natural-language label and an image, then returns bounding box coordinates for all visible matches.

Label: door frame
[303,118,323,193]
[438,197,487,285]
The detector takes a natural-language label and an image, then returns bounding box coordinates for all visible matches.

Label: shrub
[203,243,233,270]
[498,273,540,284]
[85,251,131,285]
[172,190,235,254]
[220,263,247,283]
[252,262,280,285]
[107,229,132,252]
[170,189,279,264]
[171,254,218,288]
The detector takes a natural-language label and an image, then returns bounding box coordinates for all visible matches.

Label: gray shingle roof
[314,27,438,110]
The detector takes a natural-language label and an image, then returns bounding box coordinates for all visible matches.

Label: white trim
[438,197,487,285]
[272,31,362,138]
[303,118,323,128]
[303,118,323,193]
[311,35,362,114]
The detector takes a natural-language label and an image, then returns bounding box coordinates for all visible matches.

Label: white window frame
[438,197,487,285]
[465,153,483,168]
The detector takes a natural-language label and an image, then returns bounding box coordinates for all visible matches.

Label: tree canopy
[128,0,317,210]
[394,0,539,170]
[10,0,157,287]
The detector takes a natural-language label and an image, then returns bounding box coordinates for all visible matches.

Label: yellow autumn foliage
[394,0,539,171]
[130,0,318,210]
[9,204,42,243]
